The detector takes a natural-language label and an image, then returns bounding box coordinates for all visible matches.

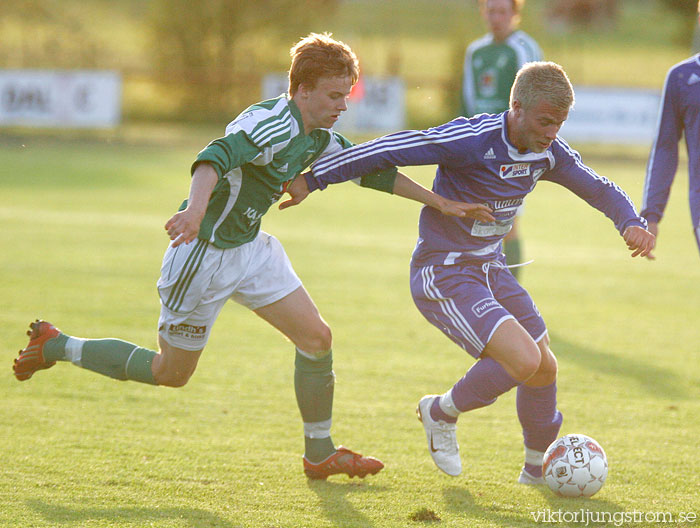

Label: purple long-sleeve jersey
[307,112,646,266]
[642,54,700,230]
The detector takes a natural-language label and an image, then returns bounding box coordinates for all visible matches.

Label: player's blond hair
[478,0,525,15]
[509,61,574,112]
[288,32,359,95]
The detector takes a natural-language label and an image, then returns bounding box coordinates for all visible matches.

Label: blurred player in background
[12,33,486,481]
[692,0,700,54]
[642,1,700,257]
[284,61,655,483]
[461,0,543,279]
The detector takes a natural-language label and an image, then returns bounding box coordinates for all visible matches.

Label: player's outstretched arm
[165,163,218,247]
[623,225,656,259]
[280,170,494,221]
[392,172,495,220]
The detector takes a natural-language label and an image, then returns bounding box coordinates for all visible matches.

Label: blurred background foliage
[0,0,696,128]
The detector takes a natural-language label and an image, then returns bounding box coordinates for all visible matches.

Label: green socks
[44,333,157,385]
[294,348,336,463]
[43,334,69,362]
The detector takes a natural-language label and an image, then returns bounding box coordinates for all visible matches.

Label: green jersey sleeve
[191,130,262,178]
[191,98,296,178]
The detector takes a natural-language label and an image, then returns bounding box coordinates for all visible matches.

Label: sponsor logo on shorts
[472,297,500,318]
[499,163,531,179]
[168,323,207,340]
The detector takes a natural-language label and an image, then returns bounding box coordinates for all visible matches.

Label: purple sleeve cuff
[621,217,647,234]
[642,212,661,224]
[304,172,325,192]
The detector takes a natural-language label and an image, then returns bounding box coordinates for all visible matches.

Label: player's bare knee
[151,353,197,387]
[508,343,542,382]
[516,354,541,382]
[298,324,332,356]
[539,354,558,384]
[537,339,558,381]
[155,368,193,388]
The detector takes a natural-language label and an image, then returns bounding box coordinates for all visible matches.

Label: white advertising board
[263,74,405,134]
[0,70,121,128]
[560,86,661,145]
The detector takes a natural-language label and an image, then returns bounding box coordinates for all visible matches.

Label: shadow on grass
[550,332,693,401]
[443,485,624,526]
[27,500,237,528]
[307,479,388,528]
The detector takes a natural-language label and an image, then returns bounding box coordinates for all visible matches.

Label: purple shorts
[410,258,547,359]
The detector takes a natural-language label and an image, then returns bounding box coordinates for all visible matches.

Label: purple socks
[428,358,562,479]
[517,382,563,477]
[430,357,520,422]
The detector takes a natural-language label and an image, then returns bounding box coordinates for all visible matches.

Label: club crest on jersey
[478,68,497,97]
[499,163,531,179]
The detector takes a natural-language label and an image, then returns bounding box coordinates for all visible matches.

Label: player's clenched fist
[623,225,656,259]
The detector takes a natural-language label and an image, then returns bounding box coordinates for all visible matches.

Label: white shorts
[157,231,302,350]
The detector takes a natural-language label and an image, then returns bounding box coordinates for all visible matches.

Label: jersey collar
[286,96,307,135]
[500,112,555,164]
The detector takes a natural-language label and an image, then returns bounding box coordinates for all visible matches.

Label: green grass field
[1,133,699,528]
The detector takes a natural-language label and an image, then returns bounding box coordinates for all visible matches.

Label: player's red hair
[288,33,359,96]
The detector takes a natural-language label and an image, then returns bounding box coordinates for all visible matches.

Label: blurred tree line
[0,0,696,126]
[658,0,700,44]
[148,0,338,119]
[0,0,338,121]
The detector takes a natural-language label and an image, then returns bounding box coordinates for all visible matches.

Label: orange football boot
[13,320,60,381]
[303,446,384,480]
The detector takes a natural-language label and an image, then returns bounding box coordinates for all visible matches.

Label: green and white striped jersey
[460,29,542,117]
[189,94,397,248]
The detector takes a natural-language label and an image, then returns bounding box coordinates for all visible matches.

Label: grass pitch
[1,133,699,528]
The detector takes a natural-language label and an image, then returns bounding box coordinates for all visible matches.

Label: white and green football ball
[543,434,608,497]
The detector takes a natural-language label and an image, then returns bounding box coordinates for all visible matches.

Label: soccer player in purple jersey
[642,3,700,257]
[282,61,655,482]
[461,0,543,279]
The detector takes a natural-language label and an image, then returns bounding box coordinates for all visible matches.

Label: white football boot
[416,395,461,476]
[518,468,545,485]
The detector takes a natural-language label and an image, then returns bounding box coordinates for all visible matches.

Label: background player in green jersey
[461,0,543,279]
[13,33,491,480]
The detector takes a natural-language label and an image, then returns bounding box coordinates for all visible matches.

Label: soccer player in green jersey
[13,33,489,480]
[461,0,543,279]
